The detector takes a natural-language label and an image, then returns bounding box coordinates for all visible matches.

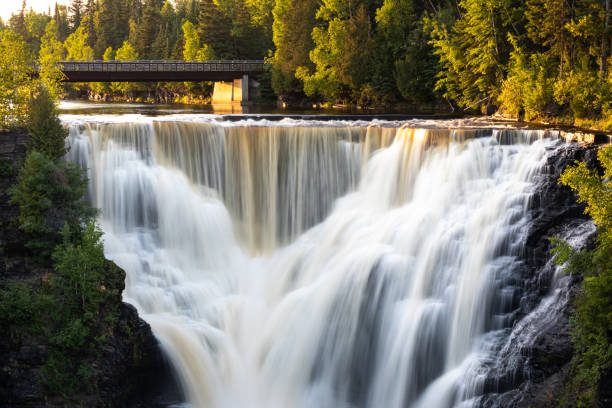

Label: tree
[26,84,68,161]
[0,30,32,129]
[10,151,92,258]
[53,3,70,42]
[198,0,233,58]
[136,0,163,59]
[428,0,521,110]
[182,20,215,60]
[112,41,141,94]
[82,0,97,49]
[64,26,94,60]
[39,20,65,99]
[69,0,83,32]
[158,1,180,59]
[95,0,130,56]
[296,1,375,101]
[271,0,319,94]
[14,0,28,40]
[90,46,114,94]
[525,0,571,80]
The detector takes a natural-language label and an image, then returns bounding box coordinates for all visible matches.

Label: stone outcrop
[477,140,606,407]
[0,130,180,407]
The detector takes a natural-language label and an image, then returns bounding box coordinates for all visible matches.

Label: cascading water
[64,116,566,408]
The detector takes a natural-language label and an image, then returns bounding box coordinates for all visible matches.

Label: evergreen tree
[136,0,163,59]
[53,3,70,42]
[14,0,28,40]
[525,0,571,79]
[82,0,97,49]
[271,0,319,94]
[95,0,130,56]
[26,85,68,162]
[69,0,83,33]
[198,0,233,58]
[428,0,522,110]
[159,1,180,59]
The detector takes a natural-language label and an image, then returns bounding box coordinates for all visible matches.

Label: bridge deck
[49,60,265,82]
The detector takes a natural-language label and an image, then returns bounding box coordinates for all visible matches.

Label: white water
[65,118,557,408]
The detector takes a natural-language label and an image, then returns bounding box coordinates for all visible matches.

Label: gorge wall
[0,130,177,407]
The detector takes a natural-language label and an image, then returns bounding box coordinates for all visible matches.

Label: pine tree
[271,0,319,94]
[136,0,163,59]
[525,0,571,79]
[53,3,70,42]
[82,0,97,50]
[26,85,68,162]
[198,0,233,58]
[69,0,83,32]
[14,0,28,40]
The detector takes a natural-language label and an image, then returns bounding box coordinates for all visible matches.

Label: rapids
[64,116,574,408]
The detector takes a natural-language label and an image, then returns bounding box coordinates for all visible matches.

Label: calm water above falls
[62,112,577,408]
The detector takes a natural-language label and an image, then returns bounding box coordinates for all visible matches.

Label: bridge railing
[58,60,266,73]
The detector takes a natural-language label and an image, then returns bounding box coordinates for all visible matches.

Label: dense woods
[1,0,610,126]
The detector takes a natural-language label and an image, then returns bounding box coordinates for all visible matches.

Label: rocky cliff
[0,130,180,407]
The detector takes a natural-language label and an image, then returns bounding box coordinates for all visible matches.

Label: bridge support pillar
[212,75,252,112]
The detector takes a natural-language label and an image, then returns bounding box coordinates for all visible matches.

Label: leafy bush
[0,283,53,339]
[52,222,110,320]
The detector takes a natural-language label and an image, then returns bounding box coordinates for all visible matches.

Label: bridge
[44,60,266,106]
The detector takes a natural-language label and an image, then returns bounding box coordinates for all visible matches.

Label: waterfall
[65,117,559,408]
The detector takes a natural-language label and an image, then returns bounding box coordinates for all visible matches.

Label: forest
[2,0,611,127]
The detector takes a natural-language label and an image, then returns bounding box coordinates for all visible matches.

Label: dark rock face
[475,141,601,407]
[0,130,179,407]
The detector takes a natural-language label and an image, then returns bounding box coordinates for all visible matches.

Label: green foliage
[135,0,163,59]
[554,62,612,119]
[41,221,121,394]
[0,283,53,337]
[428,0,520,109]
[298,2,374,101]
[552,146,612,406]
[182,20,215,60]
[64,26,94,60]
[10,151,94,259]
[271,0,318,94]
[0,29,33,129]
[39,20,66,100]
[500,44,556,120]
[52,222,109,319]
[27,85,69,161]
[112,41,143,94]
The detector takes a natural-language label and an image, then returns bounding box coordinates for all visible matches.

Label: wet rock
[477,140,601,407]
